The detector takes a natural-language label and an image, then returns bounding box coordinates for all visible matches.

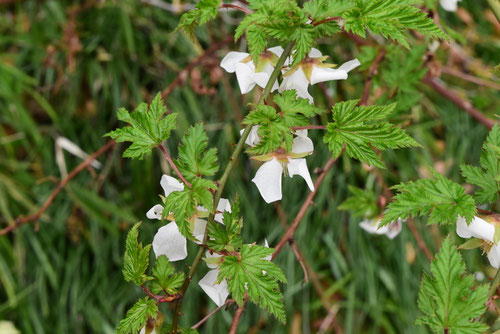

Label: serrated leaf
[175,0,222,36]
[106,93,177,159]
[117,298,158,334]
[150,255,184,295]
[323,100,420,168]
[291,28,314,65]
[461,124,500,204]
[176,123,219,181]
[218,244,287,323]
[163,178,216,240]
[415,236,488,333]
[382,173,477,226]
[123,223,153,286]
[207,198,243,252]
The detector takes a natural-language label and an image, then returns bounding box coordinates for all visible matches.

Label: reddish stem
[292,125,326,130]
[359,49,385,106]
[313,16,342,26]
[220,3,253,14]
[158,145,192,188]
[141,285,179,303]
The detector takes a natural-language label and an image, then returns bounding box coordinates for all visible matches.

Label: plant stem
[170,42,294,333]
[489,268,500,297]
[158,144,191,187]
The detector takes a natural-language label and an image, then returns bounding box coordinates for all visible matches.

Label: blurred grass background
[0,0,499,333]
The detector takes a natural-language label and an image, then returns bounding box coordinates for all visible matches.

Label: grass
[1,0,500,333]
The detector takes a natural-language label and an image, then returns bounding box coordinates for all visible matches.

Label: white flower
[279,48,360,103]
[251,130,314,203]
[139,327,156,334]
[199,252,229,306]
[147,175,231,262]
[240,126,260,147]
[359,217,402,240]
[440,0,461,12]
[220,46,285,94]
[456,215,500,268]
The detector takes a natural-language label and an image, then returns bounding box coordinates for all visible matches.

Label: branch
[170,42,295,334]
[441,67,500,91]
[141,285,179,303]
[312,16,342,26]
[291,125,326,131]
[423,74,497,129]
[191,299,235,329]
[406,218,433,261]
[229,296,248,334]
[0,140,116,236]
[359,49,385,106]
[157,144,191,188]
[272,156,338,259]
[220,3,252,14]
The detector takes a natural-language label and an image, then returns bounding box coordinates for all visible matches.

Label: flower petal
[205,251,223,269]
[287,158,314,192]
[338,58,361,72]
[268,46,284,57]
[198,269,229,307]
[146,204,164,220]
[193,218,208,243]
[235,63,257,94]
[252,158,283,203]
[488,244,500,268]
[360,219,386,235]
[220,51,250,73]
[310,59,360,85]
[160,174,184,197]
[254,62,279,92]
[308,48,322,58]
[385,219,403,240]
[291,133,314,155]
[241,126,260,147]
[456,215,495,242]
[215,198,232,223]
[279,68,313,103]
[439,0,460,11]
[152,223,187,262]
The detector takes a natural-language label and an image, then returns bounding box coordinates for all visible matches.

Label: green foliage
[461,124,500,205]
[338,186,379,218]
[207,198,243,252]
[175,0,222,36]
[382,173,477,226]
[176,123,219,182]
[415,237,488,333]
[218,244,287,323]
[106,93,177,159]
[323,100,419,168]
[123,223,153,286]
[342,0,447,49]
[150,256,184,295]
[163,178,216,239]
[117,298,158,334]
[244,91,323,154]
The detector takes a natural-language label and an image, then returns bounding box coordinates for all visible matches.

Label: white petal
[234,63,257,94]
[160,174,184,197]
[488,244,500,268]
[308,48,322,58]
[287,158,314,192]
[205,251,223,269]
[139,328,156,334]
[440,0,459,11]
[291,134,314,155]
[241,126,260,147]
[146,204,164,220]
[152,223,187,262]
[279,68,313,103]
[310,67,348,85]
[268,46,284,57]
[198,269,229,307]
[220,51,250,73]
[193,218,208,243]
[215,198,232,223]
[263,239,272,261]
[254,62,279,92]
[360,219,386,235]
[456,216,495,242]
[385,219,403,240]
[252,158,283,203]
[338,59,361,73]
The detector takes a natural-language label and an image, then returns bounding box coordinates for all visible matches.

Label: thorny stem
[158,144,191,188]
[170,42,295,333]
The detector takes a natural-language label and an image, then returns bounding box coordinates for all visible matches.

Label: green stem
[489,268,500,297]
[170,42,294,333]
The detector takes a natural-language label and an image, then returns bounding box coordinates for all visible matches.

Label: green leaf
[163,178,216,239]
[342,0,447,48]
[117,298,158,334]
[218,244,287,323]
[461,124,500,204]
[106,93,177,159]
[382,173,477,226]
[175,0,222,36]
[323,100,420,168]
[338,185,379,218]
[415,236,488,333]
[123,223,153,286]
[207,198,243,252]
[303,0,356,20]
[150,255,184,295]
[244,91,323,155]
[176,123,219,181]
[290,28,314,66]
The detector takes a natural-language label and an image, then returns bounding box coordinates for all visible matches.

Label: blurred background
[0,0,499,333]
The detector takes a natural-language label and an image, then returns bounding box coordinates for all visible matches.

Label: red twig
[0,140,116,236]
[423,74,497,129]
[272,156,338,259]
[359,49,385,106]
[441,67,500,91]
[141,285,180,303]
[229,296,248,334]
[158,145,191,188]
[220,3,252,14]
[291,125,326,131]
[313,16,342,26]
[406,218,433,261]
[191,299,235,330]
